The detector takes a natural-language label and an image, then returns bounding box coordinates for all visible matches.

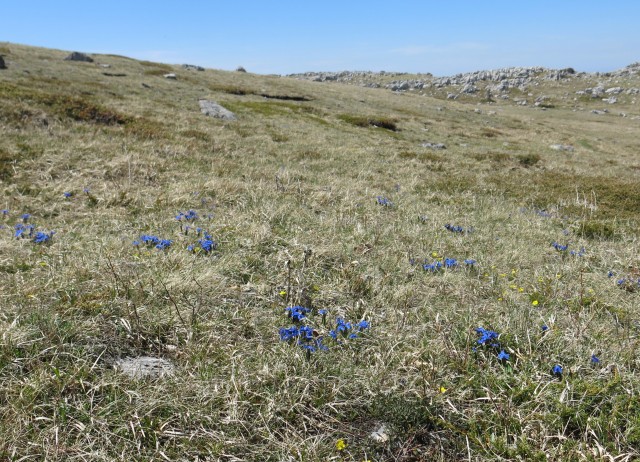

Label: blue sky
[2,1,639,75]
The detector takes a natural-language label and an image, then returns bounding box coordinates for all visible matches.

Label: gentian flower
[63,192,73,198]
[497,350,510,361]
[552,364,563,376]
[591,355,600,364]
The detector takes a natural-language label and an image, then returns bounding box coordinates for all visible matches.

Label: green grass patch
[338,114,399,131]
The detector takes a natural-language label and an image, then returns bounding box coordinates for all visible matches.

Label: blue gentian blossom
[444,224,464,233]
[21,213,31,223]
[551,242,568,252]
[63,192,73,198]
[497,350,510,361]
[591,354,600,364]
[33,231,55,244]
[475,327,500,346]
[552,364,563,376]
[376,196,393,207]
[464,259,476,266]
[444,258,458,268]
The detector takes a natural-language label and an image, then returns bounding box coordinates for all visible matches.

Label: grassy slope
[1,42,640,461]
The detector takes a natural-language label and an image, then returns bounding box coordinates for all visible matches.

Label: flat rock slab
[64,52,93,62]
[550,144,574,152]
[421,142,446,150]
[116,356,174,379]
[199,99,237,120]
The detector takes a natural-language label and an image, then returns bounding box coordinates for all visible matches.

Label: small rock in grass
[421,142,446,150]
[164,73,177,79]
[550,144,574,152]
[116,356,174,379]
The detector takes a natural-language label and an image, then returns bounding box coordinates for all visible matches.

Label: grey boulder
[199,100,237,120]
[64,51,94,62]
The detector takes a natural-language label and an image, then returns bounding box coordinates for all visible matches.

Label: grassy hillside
[1,42,640,461]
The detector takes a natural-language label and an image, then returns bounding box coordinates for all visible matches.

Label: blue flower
[279,326,299,341]
[318,309,328,316]
[83,187,90,194]
[63,192,73,198]
[464,259,476,266]
[551,242,568,252]
[444,223,464,233]
[541,324,549,332]
[376,196,393,207]
[475,327,500,346]
[570,247,586,257]
[591,354,600,364]
[552,364,563,376]
[21,213,31,223]
[444,258,457,268]
[497,350,510,361]
[33,231,54,244]
[356,320,370,330]
[198,239,216,253]
[1,209,8,216]
[155,239,172,250]
[285,306,310,322]
[608,270,614,278]
[132,240,140,246]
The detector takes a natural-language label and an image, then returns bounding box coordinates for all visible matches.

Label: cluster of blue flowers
[10,213,55,244]
[410,257,476,272]
[444,223,465,233]
[176,210,199,222]
[279,305,370,357]
[134,235,173,250]
[475,327,509,362]
[550,242,585,256]
[376,196,393,207]
[329,318,370,341]
[551,241,568,252]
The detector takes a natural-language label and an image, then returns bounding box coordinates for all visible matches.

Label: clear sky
[2,1,639,76]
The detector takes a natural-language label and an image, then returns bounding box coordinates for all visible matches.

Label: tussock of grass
[1,42,640,460]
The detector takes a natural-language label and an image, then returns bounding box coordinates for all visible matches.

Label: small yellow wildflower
[336,439,347,451]
[509,284,517,289]
[532,300,539,306]
[439,386,447,393]
[499,273,507,278]
[279,290,287,297]
[518,287,524,293]
[432,252,438,258]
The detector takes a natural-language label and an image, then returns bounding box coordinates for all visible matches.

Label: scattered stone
[236,66,247,72]
[102,72,127,77]
[141,83,151,89]
[603,96,617,104]
[591,109,608,115]
[421,142,446,150]
[199,99,237,120]
[116,356,174,379]
[64,51,94,62]
[182,64,204,71]
[0,56,6,70]
[446,93,457,100]
[461,83,477,94]
[99,63,111,68]
[370,424,390,443]
[164,73,177,79]
[605,87,623,94]
[550,144,574,152]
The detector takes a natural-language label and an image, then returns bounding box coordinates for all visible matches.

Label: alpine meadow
[2,42,640,461]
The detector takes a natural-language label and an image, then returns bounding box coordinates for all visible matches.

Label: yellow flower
[336,439,347,451]
[439,386,447,393]
[279,290,287,297]
[532,300,539,306]
[518,287,524,293]
[432,252,438,258]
